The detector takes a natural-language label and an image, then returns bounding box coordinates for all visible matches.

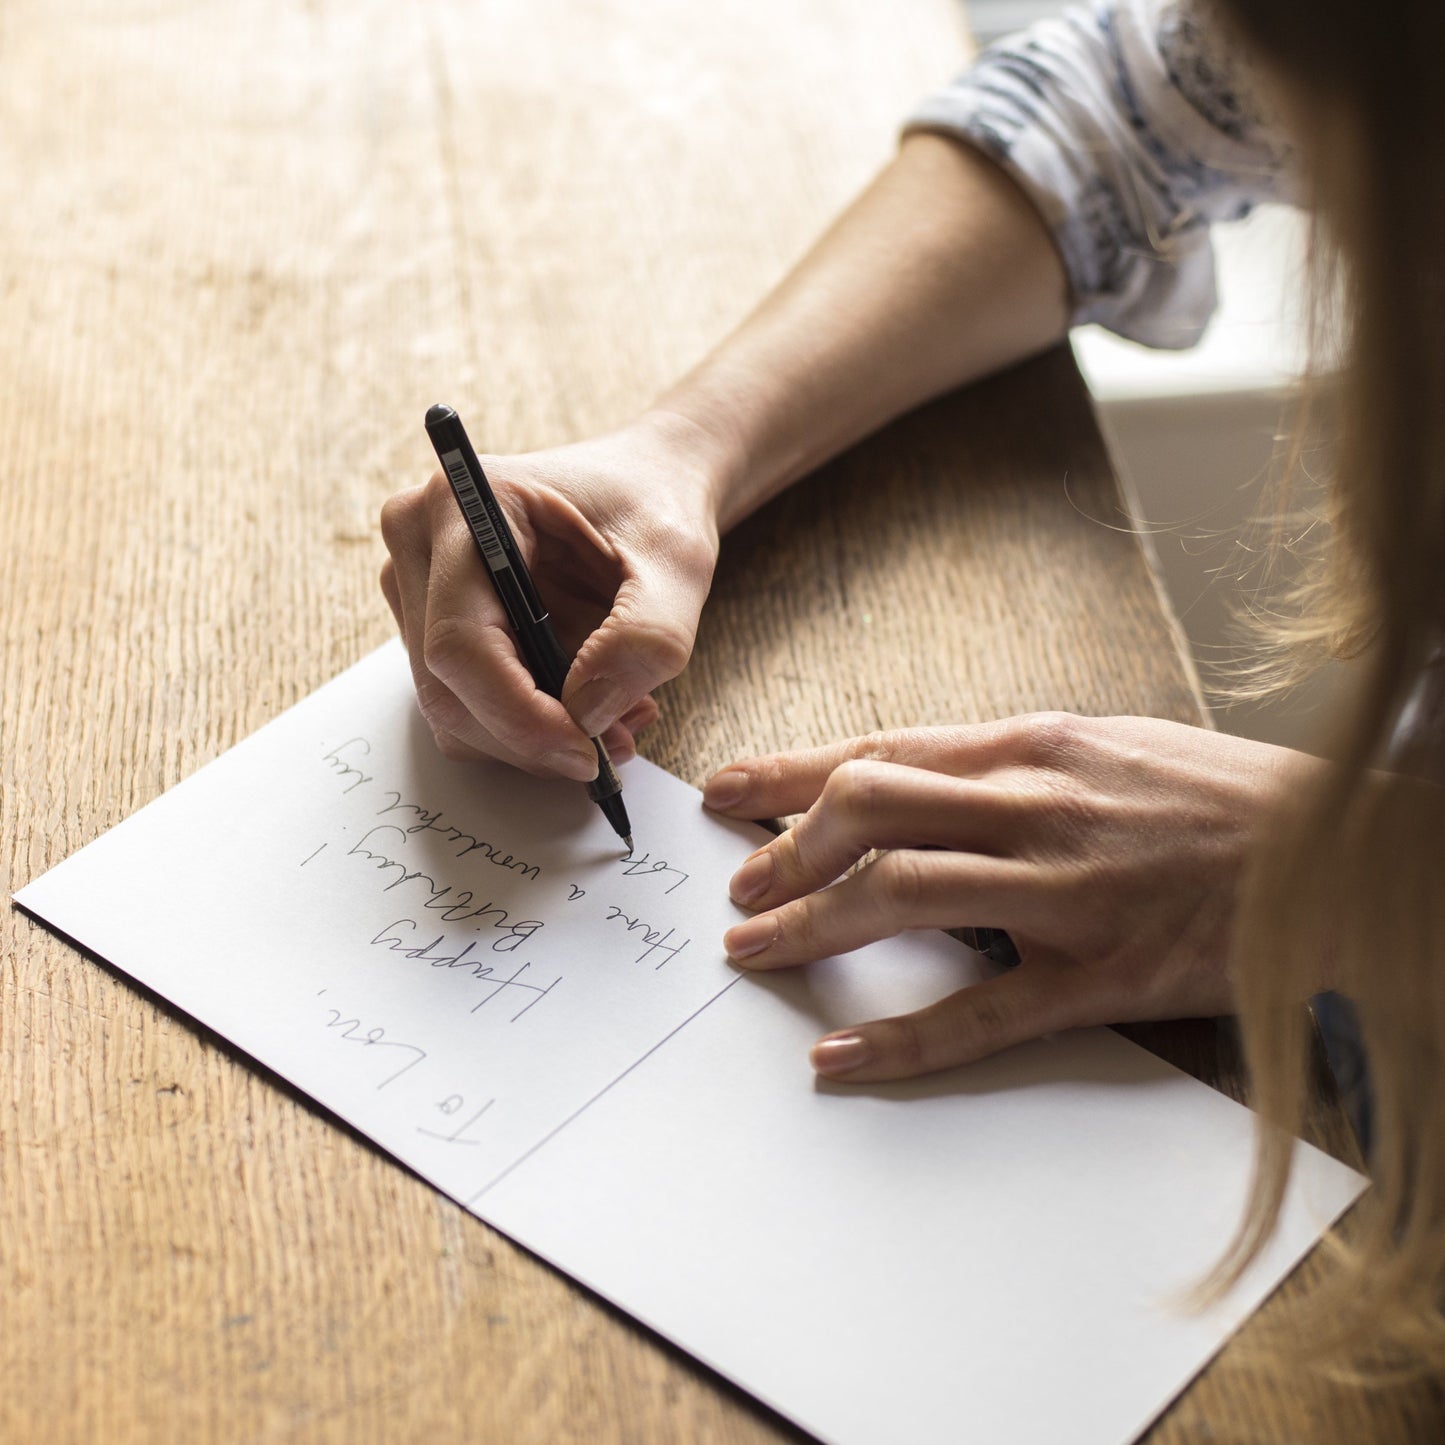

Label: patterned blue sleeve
[905,0,1295,347]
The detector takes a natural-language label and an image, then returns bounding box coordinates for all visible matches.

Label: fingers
[598,696,661,765]
[703,722,1016,817]
[383,491,658,773]
[723,848,1034,968]
[382,464,702,777]
[727,760,1020,910]
[562,539,711,738]
[420,482,598,774]
[382,484,491,759]
[703,712,1272,1083]
[381,475,599,779]
[807,966,1085,1083]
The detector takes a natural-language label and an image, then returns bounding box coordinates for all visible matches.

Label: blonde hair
[1211,0,1445,1371]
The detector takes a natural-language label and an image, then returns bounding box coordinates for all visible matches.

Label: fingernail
[543,747,600,782]
[704,768,748,811]
[729,850,773,906]
[573,681,626,738]
[724,914,777,960]
[811,1033,871,1076]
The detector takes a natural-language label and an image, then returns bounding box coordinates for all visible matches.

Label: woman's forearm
[379,134,1071,773]
[645,132,1072,531]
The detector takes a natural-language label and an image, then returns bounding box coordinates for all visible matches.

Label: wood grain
[2,0,1440,1440]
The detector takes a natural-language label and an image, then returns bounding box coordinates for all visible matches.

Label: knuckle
[825,758,887,822]
[379,485,425,550]
[850,730,898,765]
[1012,711,1087,769]
[433,730,481,763]
[421,615,478,683]
[873,1014,928,1075]
[653,517,717,580]
[770,828,807,886]
[870,850,929,917]
[776,898,819,954]
[414,677,472,739]
[748,755,793,800]
[957,989,1014,1054]
[678,533,719,582]
[634,505,712,561]
[422,467,457,515]
[646,619,695,677]
[624,614,694,681]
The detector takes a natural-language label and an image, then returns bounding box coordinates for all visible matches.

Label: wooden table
[2,1,1439,1440]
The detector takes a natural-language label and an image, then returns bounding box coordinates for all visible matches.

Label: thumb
[809,966,1077,1083]
[562,566,706,737]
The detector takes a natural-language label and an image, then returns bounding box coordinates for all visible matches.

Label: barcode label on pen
[441,449,506,571]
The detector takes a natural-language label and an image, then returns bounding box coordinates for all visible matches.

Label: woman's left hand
[702,713,1310,1082]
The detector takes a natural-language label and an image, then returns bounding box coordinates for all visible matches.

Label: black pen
[424,403,633,853]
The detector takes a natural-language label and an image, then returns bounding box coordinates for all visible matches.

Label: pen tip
[622,835,634,858]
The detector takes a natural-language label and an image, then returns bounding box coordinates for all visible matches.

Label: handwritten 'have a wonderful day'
[295,736,704,1159]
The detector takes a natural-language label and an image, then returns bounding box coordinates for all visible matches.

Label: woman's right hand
[379,410,726,779]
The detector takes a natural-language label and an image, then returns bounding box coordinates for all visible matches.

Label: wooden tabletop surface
[2,0,1440,1440]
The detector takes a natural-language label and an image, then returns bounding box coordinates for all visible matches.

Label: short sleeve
[904,0,1296,347]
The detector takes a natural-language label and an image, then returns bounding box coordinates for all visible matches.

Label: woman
[381,0,1444,1365]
